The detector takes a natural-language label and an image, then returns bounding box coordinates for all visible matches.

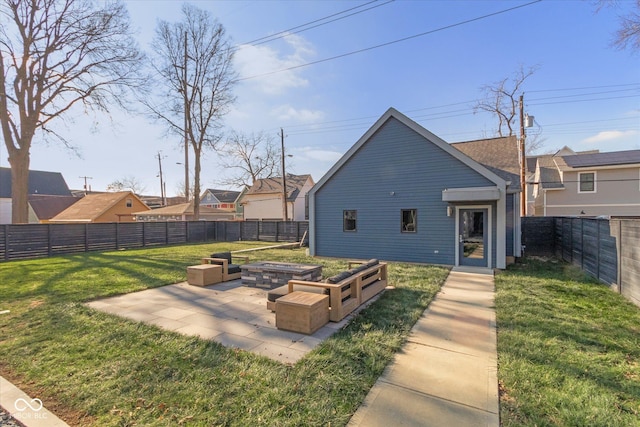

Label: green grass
[0,242,449,426]
[496,258,640,427]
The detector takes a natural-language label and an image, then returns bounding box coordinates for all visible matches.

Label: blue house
[308,108,522,269]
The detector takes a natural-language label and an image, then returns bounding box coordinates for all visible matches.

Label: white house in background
[531,147,640,217]
[241,174,314,221]
[0,167,74,224]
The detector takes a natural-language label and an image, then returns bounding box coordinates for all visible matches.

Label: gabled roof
[0,167,71,198]
[563,150,640,168]
[134,201,229,216]
[312,108,508,195]
[28,195,79,220]
[536,155,564,189]
[201,189,242,203]
[50,191,148,222]
[245,174,313,200]
[450,136,521,190]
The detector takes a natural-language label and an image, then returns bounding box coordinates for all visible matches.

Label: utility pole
[183,30,190,202]
[79,176,93,195]
[519,94,526,217]
[280,128,288,221]
[156,151,165,206]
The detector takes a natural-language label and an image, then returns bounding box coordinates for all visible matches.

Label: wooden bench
[270,259,388,323]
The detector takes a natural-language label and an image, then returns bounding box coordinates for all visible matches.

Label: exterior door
[458,209,488,267]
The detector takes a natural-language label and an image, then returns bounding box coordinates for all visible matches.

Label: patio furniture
[267,259,388,322]
[275,291,329,334]
[201,252,249,282]
[241,261,322,289]
[187,264,222,286]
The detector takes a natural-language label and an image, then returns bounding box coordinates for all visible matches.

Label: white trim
[442,186,501,201]
[545,203,640,208]
[578,171,597,193]
[454,204,492,269]
[513,192,522,257]
[568,163,640,171]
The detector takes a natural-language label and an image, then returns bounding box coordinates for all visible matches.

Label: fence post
[85,223,89,253]
[596,219,600,281]
[47,224,52,257]
[618,220,623,296]
[115,223,120,250]
[142,222,146,247]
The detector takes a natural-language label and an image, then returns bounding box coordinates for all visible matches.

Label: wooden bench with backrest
[201,251,249,282]
[267,259,387,322]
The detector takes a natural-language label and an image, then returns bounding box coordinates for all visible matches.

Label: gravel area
[0,407,23,427]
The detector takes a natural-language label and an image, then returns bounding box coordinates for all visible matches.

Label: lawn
[496,258,640,426]
[0,242,449,426]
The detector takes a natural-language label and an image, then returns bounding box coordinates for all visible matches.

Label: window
[401,209,417,232]
[126,198,133,208]
[343,210,357,232]
[578,172,596,193]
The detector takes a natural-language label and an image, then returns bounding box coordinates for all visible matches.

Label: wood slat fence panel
[523,216,638,308]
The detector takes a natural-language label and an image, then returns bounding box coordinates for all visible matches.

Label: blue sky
[3,0,639,196]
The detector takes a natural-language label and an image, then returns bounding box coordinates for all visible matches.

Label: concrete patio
[86,279,357,364]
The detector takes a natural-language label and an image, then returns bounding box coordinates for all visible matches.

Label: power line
[236,0,543,82]
[236,0,393,49]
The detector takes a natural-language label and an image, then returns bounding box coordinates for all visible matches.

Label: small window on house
[343,210,357,232]
[578,172,596,193]
[126,198,133,208]
[401,209,417,233]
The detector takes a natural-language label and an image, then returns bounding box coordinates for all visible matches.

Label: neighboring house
[200,188,244,220]
[0,167,73,224]
[241,174,314,221]
[134,200,236,221]
[531,147,640,217]
[308,108,522,269]
[49,191,150,223]
[28,195,79,223]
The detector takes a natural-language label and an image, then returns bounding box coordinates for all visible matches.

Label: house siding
[506,193,514,256]
[314,117,498,265]
[544,167,640,217]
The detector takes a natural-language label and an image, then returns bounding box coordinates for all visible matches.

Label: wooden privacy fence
[522,217,640,308]
[0,220,309,262]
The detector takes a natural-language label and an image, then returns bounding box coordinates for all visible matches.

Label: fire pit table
[241,261,323,289]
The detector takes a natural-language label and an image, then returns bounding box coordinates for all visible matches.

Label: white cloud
[295,146,344,163]
[271,105,325,123]
[583,130,639,144]
[233,33,315,95]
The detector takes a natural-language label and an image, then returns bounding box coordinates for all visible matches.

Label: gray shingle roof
[202,189,241,203]
[562,150,640,168]
[245,174,312,200]
[0,167,71,198]
[450,136,521,190]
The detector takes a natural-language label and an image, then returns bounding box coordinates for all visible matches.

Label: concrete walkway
[348,267,499,427]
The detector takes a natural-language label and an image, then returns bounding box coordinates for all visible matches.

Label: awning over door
[442,186,501,202]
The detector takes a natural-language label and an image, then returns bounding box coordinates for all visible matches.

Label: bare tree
[106,176,147,195]
[475,65,538,137]
[146,4,236,220]
[597,0,640,52]
[217,131,279,188]
[0,0,145,223]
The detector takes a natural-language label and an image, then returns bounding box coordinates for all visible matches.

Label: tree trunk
[8,149,30,224]
[193,147,201,220]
